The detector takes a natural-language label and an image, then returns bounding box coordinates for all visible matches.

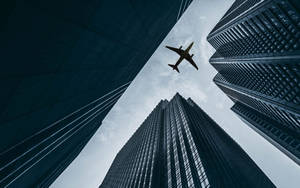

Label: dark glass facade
[232,102,300,165]
[100,94,275,188]
[207,0,300,164]
[0,0,192,187]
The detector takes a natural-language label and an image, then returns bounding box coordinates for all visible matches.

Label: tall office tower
[0,0,193,187]
[207,0,300,165]
[101,94,275,188]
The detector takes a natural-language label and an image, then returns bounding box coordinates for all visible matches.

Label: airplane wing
[165,46,184,55]
[185,56,198,70]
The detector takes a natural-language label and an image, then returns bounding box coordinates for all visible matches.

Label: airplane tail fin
[168,64,180,73]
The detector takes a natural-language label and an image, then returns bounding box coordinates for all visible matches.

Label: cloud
[52,0,300,188]
[200,32,215,64]
[216,103,224,109]
[199,16,207,20]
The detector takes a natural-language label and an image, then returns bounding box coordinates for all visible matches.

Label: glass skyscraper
[207,0,300,165]
[0,0,193,187]
[101,94,275,188]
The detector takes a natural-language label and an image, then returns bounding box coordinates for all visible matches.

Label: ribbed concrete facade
[207,0,300,164]
[0,0,192,187]
[100,94,275,188]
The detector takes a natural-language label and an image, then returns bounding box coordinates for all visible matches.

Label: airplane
[165,42,198,73]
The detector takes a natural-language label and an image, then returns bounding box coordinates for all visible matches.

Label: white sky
[51,0,300,187]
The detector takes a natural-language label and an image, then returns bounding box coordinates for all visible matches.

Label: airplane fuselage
[182,51,191,59]
[165,42,198,72]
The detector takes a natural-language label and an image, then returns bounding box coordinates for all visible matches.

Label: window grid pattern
[168,103,183,188]
[213,62,300,106]
[215,80,300,132]
[173,101,195,188]
[209,0,300,58]
[165,107,173,188]
[177,101,210,187]
[232,102,300,164]
[207,0,300,174]
[182,97,275,187]
[100,104,162,188]
[100,94,275,187]
[210,0,261,35]
[164,98,211,188]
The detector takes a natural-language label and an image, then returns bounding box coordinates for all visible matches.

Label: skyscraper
[101,93,275,188]
[207,0,300,164]
[0,0,193,187]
